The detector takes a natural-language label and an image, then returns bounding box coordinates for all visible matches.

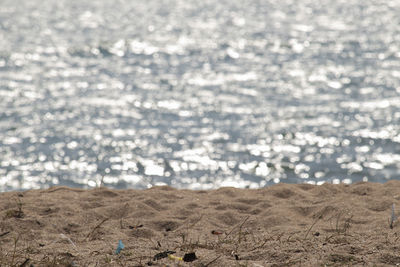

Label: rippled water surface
[1,0,400,191]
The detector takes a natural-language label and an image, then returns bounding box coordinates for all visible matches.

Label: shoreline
[1,181,400,266]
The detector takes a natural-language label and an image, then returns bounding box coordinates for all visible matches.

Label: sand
[1,181,400,266]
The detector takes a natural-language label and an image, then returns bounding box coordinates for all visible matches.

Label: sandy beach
[1,181,400,266]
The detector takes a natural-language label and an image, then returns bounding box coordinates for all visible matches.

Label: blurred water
[1,0,400,191]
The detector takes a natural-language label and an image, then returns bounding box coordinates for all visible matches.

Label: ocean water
[1,0,400,191]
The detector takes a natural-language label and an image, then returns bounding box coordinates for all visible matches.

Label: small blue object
[115,240,125,255]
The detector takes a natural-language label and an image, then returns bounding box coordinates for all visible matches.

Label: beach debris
[129,224,143,229]
[153,250,175,261]
[390,203,397,229]
[183,252,197,262]
[115,240,125,255]
[211,230,223,235]
[168,254,183,261]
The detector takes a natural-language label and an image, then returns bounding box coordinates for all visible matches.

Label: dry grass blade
[222,216,250,242]
[390,203,397,229]
[86,218,109,240]
[0,231,10,238]
[304,215,322,240]
[202,255,222,267]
